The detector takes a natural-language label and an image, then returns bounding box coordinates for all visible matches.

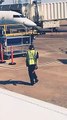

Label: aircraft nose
[25,18,37,27]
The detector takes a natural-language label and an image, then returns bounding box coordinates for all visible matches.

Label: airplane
[0,88,67,120]
[0,10,37,27]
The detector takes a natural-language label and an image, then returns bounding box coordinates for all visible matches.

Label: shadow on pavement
[0,80,31,86]
[58,59,67,64]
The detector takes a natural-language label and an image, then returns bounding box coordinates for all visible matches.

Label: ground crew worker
[26,44,39,85]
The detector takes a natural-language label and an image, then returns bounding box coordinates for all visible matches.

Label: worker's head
[29,44,35,50]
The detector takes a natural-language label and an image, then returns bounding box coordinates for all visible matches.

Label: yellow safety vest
[27,50,37,65]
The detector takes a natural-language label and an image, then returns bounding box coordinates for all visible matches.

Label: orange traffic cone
[9,46,16,65]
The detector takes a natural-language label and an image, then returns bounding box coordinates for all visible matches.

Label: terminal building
[0,0,67,59]
[0,0,67,28]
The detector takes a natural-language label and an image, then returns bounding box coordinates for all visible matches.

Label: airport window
[13,15,24,18]
[13,15,20,18]
[20,15,24,17]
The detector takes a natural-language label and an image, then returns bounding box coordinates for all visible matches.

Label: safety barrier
[0,24,37,37]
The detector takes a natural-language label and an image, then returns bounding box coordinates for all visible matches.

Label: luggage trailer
[2,35,33,59]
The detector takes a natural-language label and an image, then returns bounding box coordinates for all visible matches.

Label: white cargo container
[43,20,60,29]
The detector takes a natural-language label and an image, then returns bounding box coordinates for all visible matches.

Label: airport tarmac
[0,32,67,108]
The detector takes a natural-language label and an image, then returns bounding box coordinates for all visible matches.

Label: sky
[2,0,67,5]
[42,0,67,3]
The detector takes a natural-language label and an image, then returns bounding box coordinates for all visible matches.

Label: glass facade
[23,0,41,4]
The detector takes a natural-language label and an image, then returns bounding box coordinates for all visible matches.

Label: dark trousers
[28,65,37,84]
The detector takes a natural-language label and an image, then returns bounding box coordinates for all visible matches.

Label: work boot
[30,80,34,85]
[34,78,39,83]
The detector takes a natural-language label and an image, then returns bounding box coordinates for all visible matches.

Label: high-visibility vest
[27,50,37,65]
